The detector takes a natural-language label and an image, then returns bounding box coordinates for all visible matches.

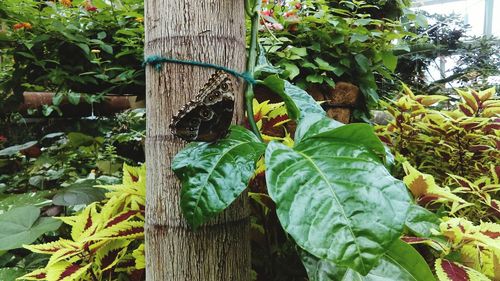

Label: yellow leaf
[479,87,496,102]
[23,239,80,255]
[415,95,449,106]
[402,162,466,206]
[132,244,145,270]
[16,268,47,280]
[46,261,91,281]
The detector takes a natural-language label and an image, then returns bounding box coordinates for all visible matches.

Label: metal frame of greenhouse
[412,0,494,35]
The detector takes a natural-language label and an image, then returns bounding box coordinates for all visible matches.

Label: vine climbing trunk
[144,0,250,280]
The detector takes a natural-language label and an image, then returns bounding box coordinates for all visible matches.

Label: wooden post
[144,0,250,280]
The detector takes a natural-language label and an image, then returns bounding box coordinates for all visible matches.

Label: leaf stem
[244,0,263,142]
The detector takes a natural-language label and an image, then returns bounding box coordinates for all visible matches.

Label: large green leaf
[405,204,441,238]
[52,179,106,206]
[0,206,62,250]
[265,124,410,274]
[295,116,386,158]
[172,126,266,229]
[294,114,343,144]
[301,240,436,281]
[261,75,324,120]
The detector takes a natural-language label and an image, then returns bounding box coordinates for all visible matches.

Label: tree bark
[144,0,250,280]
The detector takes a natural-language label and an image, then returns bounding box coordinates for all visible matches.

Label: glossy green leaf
[306,74,324,83]
[172,126,266,229]
[354,54,370,73]
[294,114,343,144]
[262,75,324,120]
[381,51,398,72]
[52,92,64,106]
[281,62,300,80]
[314,58,336,72]
[309,124,387,157]
[76,43,90,55]
[301,240,436,281]
[295,116,385,158]
[265,133,410,274]
[0,206,62,250]
[405,204,441,238]
[67,91,81,105]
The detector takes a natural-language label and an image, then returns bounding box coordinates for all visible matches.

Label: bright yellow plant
[18,164,146,281]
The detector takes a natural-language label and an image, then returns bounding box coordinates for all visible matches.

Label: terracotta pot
[19,92,138,117]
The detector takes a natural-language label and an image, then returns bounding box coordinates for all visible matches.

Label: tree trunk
[144,0,250,280]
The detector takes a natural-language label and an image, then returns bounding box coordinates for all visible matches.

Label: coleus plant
[376,85,500,280]
[402,163,498,280]
[18,164,145,281]
[376,85,500,222]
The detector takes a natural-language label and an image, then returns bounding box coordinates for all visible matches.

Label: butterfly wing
[170,71,234,142]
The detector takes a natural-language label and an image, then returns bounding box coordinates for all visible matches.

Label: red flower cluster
[13,22,32,30]
[0,135,6,143]
[60,0,72,7]
[84,0,97,11]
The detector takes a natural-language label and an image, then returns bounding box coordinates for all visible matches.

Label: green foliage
[172,126,266,229]
[0,206,62,251]
[0,108,144,278]
[265,127,409,274]
[301,239,436,281]
[259,0,410,106]
[171,70,427,279]
[0,0,144,111]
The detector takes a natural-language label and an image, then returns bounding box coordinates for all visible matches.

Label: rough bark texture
[144,0,250,280]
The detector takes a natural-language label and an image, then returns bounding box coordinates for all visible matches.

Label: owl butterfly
[170,71,234,142]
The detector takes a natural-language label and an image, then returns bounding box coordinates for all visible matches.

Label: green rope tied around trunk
[143,55,257,85]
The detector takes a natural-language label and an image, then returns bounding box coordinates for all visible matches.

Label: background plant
[376,85,500,280]
[259,0,411,108]
[0,0,144,113]
[18,164,145,281]
[0,109,145,280]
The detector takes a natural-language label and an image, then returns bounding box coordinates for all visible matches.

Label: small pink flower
[261,10,272,17]
[272,23,283,30]
[0,135,6,142]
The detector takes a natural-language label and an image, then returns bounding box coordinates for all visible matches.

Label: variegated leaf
[84,221,143,241]
[435,259,489,281]
[16,268,47,280]
[46,262,91,281]
[95,240,130,272]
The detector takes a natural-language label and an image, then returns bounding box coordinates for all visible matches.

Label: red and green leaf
[435,259,489,281]
[17,268,47,280]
